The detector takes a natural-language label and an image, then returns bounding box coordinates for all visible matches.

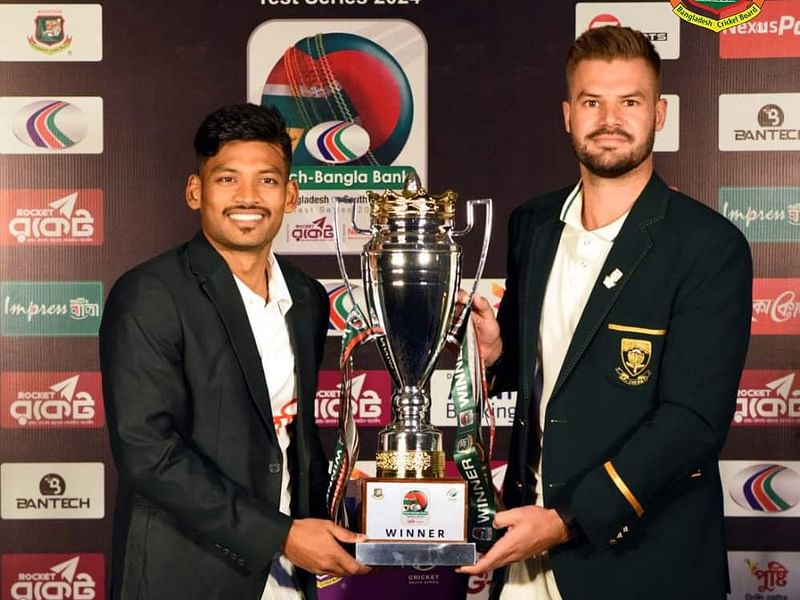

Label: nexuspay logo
[1,462,104,519]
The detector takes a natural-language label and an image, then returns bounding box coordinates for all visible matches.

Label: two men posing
[101,26,751,600]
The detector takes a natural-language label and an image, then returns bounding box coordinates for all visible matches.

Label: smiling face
[185,139,297,260]
[562,58,666,179]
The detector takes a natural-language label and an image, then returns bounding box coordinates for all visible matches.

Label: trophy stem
[376,386,445,479]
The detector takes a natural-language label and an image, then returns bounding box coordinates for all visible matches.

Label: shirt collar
[233,253,293,316]
[560,180,629,242]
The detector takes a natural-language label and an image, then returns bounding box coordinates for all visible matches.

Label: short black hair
[193,103,293,169]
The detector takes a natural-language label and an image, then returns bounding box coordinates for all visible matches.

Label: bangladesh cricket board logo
[28,12,73,55]
[670,0,766,31]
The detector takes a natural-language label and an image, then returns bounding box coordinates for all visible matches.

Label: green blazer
[490,174,752,600]
[100,232,330,600]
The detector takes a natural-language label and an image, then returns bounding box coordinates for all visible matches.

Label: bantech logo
[315,370,390,427]
[1,554,104,600]
[720,187,800,242]
[719,93,800,151]
[721,0,800,58]
[721,461,800,517]
[735,371,800,426]
[0,189,103,245]
[0,462,104,519]
[0,281,102,336]
[1,372,104,429]
[575,3,680,59]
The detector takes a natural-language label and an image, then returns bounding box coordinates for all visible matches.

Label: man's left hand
[456,505,571,575]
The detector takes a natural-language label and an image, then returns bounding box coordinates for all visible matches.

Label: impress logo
[0,189,103,245]
[0,462,104,519]
[0,97,103,154]
[719,93,800,151]
[721,0,800,58]
[721,461,800,517]
[0,4,102,62]
[751,279,800,335]
[1,554,104,600]
[0,281,102,336]
[1,372,104,429]
[575,3,680,59]
[735,371,800,426]
[315,370,391,427]
[720,187,800,242]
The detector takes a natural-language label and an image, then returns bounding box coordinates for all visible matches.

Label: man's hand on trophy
[457,290,503,366]
[455,506,570,575]
[283,518,372,577]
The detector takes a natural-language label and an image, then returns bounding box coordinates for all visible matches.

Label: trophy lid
[367,171,457,227]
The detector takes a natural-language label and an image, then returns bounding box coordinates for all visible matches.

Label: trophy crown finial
[403,171,422,196]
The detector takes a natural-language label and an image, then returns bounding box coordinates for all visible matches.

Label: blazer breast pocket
[605,322,667,391]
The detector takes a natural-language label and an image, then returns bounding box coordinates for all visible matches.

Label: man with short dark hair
[101,103,369,600]
[459,27,752,600]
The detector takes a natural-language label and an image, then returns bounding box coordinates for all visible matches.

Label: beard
[571,125,656,178]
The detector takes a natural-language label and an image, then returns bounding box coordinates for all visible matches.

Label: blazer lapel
[186,233,274,431]
[550,175,670,399]
[521,217,563,397]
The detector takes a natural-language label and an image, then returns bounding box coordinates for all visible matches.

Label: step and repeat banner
[1,1,798,599]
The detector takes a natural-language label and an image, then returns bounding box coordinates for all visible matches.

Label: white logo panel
[1,462,104,519]
[575,3,680,59]
[719,93,800,151]
[0,4,102,62]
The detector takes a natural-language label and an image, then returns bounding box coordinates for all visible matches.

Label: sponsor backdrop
[0,1,798,598]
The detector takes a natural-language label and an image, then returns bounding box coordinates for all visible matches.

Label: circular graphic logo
[402,489,428,514]
[39,473,66,496]
[589,14,622,29]
[304,120,371,164]
[729,464,800,513]
[758,104,785,128]
[13,100,88,149]
[262,32,413,166]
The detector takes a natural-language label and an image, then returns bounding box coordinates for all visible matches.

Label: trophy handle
[448,198,493,344]
[332,196,371,311]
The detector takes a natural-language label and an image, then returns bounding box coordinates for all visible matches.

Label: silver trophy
[333,172,492,566]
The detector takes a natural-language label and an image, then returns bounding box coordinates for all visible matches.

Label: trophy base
[355,542,476,566]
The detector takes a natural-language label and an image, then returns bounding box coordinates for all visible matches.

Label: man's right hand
[283,518,371,577]
[461,291,503,366]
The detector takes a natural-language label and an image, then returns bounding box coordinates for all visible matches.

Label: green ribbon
[451,319,499,552]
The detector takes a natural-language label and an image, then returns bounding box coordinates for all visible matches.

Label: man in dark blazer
[459,28,752,600]
[100,104,368,600]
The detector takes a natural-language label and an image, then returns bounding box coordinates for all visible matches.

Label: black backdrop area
[1,1,798,598]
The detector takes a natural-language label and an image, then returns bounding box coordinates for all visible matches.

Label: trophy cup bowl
[332,172,492,566]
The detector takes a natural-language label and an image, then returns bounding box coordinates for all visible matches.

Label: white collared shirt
[502,182,630,600]
[233,254,302,600]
